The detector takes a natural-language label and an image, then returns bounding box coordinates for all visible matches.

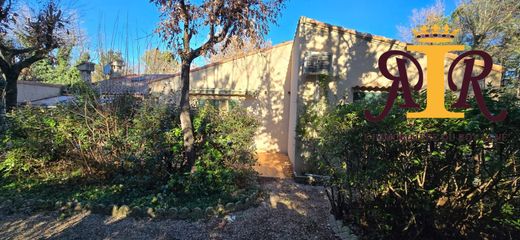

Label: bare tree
[0,0,70,123]
[150,0,286,170]
[399,0,519,82]
[0,0,10,127]
[142,48,179,74]
[0,0,11,32]
[453,0,520,82]
[397,0,448,42]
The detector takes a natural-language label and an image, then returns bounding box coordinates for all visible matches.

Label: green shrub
[306,89,520,239]
[1,107,66,178]
[179,105,259,195]
[0,93,259,204]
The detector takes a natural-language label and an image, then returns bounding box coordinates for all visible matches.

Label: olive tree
[150,0,286,170]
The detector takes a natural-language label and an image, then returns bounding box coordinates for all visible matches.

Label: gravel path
[0,179,338,240]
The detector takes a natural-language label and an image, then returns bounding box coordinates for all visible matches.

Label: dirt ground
[0,179,338,240]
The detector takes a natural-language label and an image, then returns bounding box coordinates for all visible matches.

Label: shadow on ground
[0,179,337,240]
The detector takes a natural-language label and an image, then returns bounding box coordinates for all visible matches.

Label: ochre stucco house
[147,17,504,177]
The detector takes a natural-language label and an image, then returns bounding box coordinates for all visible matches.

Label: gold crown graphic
[412,24,460,43]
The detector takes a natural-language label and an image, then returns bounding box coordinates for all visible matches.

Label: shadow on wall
[240,48,291,153]
[296,21,413,174]
[302,22,410,103]
[149,43,293,154]
[202,45,291,153]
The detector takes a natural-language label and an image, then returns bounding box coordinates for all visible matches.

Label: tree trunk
[4,71,18,111]
[0,77,6,133]
[179,60,196,172]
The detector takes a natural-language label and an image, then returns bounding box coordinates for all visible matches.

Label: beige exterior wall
[149,42,294,153]
[290,17,504,174]
[294,17,503,102]
[287,23,304,174]
[17,81,63,103]
[149,16,504,175]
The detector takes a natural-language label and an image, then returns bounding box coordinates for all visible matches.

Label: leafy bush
[305,89,520,239]
[0,93,259,207]
[183,105,259,195]
[0,97,180,179]
[1,107,66,178]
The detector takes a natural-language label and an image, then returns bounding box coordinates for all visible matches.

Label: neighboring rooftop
[96,74,175,95]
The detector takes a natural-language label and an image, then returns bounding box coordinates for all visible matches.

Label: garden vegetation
[0,85,259,212]
[301,88,520,239]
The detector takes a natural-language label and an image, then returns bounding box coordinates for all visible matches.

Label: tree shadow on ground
[0,179,337,240]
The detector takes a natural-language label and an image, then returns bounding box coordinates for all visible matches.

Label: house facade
[148,17,504,176]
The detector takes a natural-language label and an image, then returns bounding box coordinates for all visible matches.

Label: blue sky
[71,0,457,67]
